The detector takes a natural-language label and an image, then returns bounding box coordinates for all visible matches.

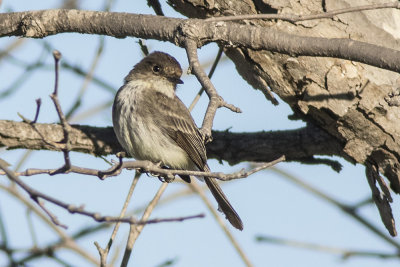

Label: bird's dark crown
[124,51,183,84]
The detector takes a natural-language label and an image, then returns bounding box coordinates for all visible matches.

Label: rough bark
[0,0,399,234]
[1,10,400,73]
[170,0,400,193]
[0,120,344,168]
[167,0,400,235]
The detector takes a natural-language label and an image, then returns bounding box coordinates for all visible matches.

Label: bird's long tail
[204,177,243,230]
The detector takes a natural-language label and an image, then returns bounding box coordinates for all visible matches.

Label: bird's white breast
[113,80,194,170]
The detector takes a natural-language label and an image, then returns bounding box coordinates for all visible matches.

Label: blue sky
[1,1,399,267]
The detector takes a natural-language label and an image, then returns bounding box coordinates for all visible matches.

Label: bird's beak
[169,77,184,84]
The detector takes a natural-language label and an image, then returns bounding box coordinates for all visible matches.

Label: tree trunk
[170,0,400,235]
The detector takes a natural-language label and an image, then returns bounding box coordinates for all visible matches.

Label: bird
[112,51,243,230]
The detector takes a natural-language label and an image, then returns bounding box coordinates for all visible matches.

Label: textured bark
[1,10,400,73]
[170,0,400,193]
[0,1,399,235]
[0,120,343,167]
[167,0,400,235]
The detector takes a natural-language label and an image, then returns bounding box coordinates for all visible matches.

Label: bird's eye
[153,65,161,73]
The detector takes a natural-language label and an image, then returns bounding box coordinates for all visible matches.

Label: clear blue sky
[1,1,399,267]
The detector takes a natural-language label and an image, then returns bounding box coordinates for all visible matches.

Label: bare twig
[52,51,62,97]
[3,45,115,95]
[10,183,213,265]
[352,197,374,209]
[0,159,69,228]
[19,98,42,124]
[189,181,253,267]
[184,47,254,264]
[0,38,25,61]
[36,198,68,228]
[0,160,203,228]
[26,209,38,247]
[4,156,285,182]
[0,184,99,265]
[69,99,112,123]
[184,38,241,140]
[32,98,42,124]
[188,47,223,112]
[121,182,168,267]
[95,171,141,267]
[205,2,400,23]
[256,235,400,260]
[0,44,49,100]
[270,167,400,250]
[66,37,105,119]
[50,50,72,173]
[16,101,41,151]
[0,204,16,265]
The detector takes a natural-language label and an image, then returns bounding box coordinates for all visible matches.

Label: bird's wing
[151,91,208,171]
[148,91,243,230]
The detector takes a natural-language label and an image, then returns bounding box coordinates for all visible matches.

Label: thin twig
[189,181,253,267]
[352,197,374,209]
[5,42,115,95]
[0,184,99,265]
[0,204,16,265]
[13,183,209,265]
[36,199,67,228]
[66,37,105,119]
[52,51,61,96]
[50,50,72,173]
[0,159,68,229]
[186,46,252,264]
[189,47,223,112]
[95,171,141,267]
[32,98,42,123]
[1,44,48,100]
[270,167,400,250]
[26,209,38,248]
[69,99,112,123]
[4,156,285,181]
[256,235,400,260]
[184,39,241,140]
[205,2,400,23]
[20,98,43,124]
[0,160,203,227]
[121,182,169,267]
[0,38,26,61]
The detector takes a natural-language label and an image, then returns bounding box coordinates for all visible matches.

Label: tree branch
[1,9,400,73]
[0,120,343,167]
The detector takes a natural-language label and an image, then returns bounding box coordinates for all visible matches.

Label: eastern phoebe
[112,51,243,230]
